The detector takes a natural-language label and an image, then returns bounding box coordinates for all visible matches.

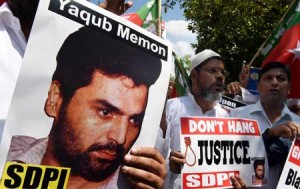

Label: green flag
[169,53,190,98]
[121,0,157,27]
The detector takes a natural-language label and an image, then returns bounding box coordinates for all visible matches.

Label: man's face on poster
[52,71,148,181]
[254,165,264,180]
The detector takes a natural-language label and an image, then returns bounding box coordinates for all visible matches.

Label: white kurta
[160,92,229,189]
[0,2,26,140]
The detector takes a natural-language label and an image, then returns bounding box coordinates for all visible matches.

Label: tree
[164,0,292,82]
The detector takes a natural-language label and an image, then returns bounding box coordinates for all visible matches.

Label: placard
[180,117,269,189]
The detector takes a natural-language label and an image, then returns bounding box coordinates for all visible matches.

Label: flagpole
[157,0,162,37]
[248,0,297,67]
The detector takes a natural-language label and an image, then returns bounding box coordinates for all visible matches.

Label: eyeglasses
[197,67,229,77]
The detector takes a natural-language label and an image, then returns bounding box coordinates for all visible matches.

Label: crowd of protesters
[0,0,299,188]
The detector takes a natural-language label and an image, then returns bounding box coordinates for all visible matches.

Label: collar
[0,2,22,30]
[0,2,11,14]
[250,100,293,119]
[12,137,48,164]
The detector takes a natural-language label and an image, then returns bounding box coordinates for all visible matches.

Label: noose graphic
[184,137,196,166]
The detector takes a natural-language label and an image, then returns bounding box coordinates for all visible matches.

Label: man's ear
[190,70,197,82]
[44,81,63,118]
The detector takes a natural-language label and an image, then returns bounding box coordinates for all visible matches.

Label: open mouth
[214,83,224,91]
[269,89,279,94]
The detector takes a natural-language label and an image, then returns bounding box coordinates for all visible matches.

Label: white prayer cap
[189,49,221,74]
[287,98,300,106]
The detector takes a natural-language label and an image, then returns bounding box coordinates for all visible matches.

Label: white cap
[287,98,300,106]
[189,49,221,74]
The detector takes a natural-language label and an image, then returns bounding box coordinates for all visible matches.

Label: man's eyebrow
[94,99,146,117]
[95,99,123,114]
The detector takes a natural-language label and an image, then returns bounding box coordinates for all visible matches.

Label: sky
[90,0,197,57]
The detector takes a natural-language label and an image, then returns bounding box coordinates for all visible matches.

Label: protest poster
[219,95,247,112]
[180,117,269,189]
[0,0,172,188]
[276,139,300,189]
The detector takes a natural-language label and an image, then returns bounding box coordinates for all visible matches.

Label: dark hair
[253,159,265,170]
[258,62,291,83]
[7,0,39,21]
[54,27,162,100]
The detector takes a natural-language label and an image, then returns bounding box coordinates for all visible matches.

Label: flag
[141,0,166,38]
[261,0,300,98]
[122,0,166,37]
[122,0,157,27]
[169,53,190,98]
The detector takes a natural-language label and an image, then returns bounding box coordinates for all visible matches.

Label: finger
[124,152,166,178]
[170,150,185,159]
[122,165,163,189]
[296,126,300,139]
[232,84,241,95]
[288,122,300,139]
[99,1,108,9]
[230,175,247,189]
[226,82,241,95]
[124,1,133,11]
[235,175,247,189]
[169,154,185,165]
[289,125,297,140]
[234,82,243,94]
[131,147,165,165]
[230,176,242,189]
[226,84,233,94]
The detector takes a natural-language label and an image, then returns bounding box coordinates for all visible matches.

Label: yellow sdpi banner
[0,162,70,189]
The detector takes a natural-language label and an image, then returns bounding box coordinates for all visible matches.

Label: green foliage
[180,54,191,70]
[164,0,293,83]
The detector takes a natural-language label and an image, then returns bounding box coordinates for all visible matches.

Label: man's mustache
[212,81,225,90]
[87,141,126,157]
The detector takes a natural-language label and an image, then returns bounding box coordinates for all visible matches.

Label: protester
[156,49,247,188]
[1,1,167,188]
[287,98,300,116]
[230,62,300,189]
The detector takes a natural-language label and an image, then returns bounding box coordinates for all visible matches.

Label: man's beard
[256,173,264,180]
[51,105,126,182]
[197,82,223,102]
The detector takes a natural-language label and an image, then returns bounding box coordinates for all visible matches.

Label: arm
[121,147,166,189]
[267,121,300,140]
[99,0,133,15]
[262,121,300,165]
